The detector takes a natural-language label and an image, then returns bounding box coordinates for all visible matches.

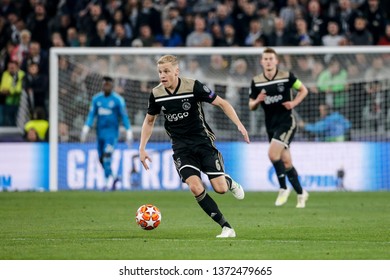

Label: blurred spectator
[135,24,155,47]
[90,19,110,47]
[66,27,79,46]
[348,15,373,45]
[50,12,75,43]
[21,41,49,75]
[377,23,390,45]
[279,0,305,31]
[213,3,234,32]
[322,20,347,46]
[165,4,187,41]
[306,0,329,45]
[223,23,239,47]
[155,19,183,47]
[24,106,48,142]
[0,16,11,51]
[290,18,313,46]
[364,56,390,92]
[347,63,366,129]
[110,23,132,47]
[104,0,122,20]
[77,2,105,40]
[51,31,66,47]
[268,17,291,46]
[299,103,351,142]
[77,31,89,47]
[122,0,141,39]
[181,57,205,81]
[7,12,25,45]
[186,15,213,47]
[362,0,386,45]
[244,17,268,46]
[258,3,275,37]
[0,60,25,126]
[26,3,50,50]
[24,62,48,111]
[16,29,31,65]
[108,8,133,41]
[334,0,359,36]
[317,57,348,113]
[0,0,17,17]
[234,0,257,46]
[362,80,386,132]
[138,0,162,36]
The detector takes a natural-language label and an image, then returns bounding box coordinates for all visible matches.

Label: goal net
[50,47,390,191]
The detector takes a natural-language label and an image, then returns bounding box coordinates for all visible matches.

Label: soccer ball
[135,204,161,230]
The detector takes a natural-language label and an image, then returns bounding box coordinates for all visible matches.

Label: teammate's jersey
[147,77,217,151]
[85,91,131,139]
[249,69,300,130]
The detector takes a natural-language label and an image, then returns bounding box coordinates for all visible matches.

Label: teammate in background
[249,48,309,208]
[139,55,250,238]
[80,76,133,190]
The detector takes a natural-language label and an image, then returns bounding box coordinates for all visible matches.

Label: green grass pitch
[0,191,389,260]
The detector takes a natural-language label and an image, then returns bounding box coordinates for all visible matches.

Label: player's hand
[282,101,295,110]
[238,125,250,144]
[257,89,267,103]
[126,130,133,147]
[139,149,152,170]
[80,125,90,142]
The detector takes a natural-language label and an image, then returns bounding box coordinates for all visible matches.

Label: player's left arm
[212,96,250,143]
[282,78,308,110]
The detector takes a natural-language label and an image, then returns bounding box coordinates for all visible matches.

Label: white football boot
[296,189,309,208]
[275,188,291,206]
[229,180,245,200]
[216,226,236,238]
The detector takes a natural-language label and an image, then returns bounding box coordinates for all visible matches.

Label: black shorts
[267,125,297,148]
[172,144,226,182]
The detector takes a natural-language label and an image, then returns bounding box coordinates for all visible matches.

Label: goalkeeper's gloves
[80,125,90,142]
[126,129,133,147]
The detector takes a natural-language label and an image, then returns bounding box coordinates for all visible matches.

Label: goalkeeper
[80,76,133,190]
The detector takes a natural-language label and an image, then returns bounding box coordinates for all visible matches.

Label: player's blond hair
[262,47,278,59]
[157,55,179,66]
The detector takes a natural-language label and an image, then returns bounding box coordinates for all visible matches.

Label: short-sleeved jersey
[85,92,131,139]
[249,69,298,130]
[147,77,217,151]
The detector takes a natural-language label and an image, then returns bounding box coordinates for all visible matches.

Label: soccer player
[249,48,309,208]
[139,55,250,238]
[80,76,133,190]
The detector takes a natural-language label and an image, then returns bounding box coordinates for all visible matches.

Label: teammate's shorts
[172,144,226,182]
[267,125,297,148]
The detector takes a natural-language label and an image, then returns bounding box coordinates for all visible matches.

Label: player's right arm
[139,92,161,170]
[248,80,266,111]
[80,96,97,142]
[139,113,158,170]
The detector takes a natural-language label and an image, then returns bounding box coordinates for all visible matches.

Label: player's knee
[185,176,205,195]
[211,178,228,194]
[268,152,280,162]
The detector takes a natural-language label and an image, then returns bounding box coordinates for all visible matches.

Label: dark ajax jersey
[249,69,298,130]
[148,77,217,151]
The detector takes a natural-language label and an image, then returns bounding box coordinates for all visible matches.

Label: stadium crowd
[0,0,389,142]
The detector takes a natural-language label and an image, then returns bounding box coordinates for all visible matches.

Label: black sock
[272,160,287,189]
[286,167,303,194]
[196,190,231,228]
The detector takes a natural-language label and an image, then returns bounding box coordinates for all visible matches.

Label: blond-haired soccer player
[139,55,250,238]
[249,48,309,208]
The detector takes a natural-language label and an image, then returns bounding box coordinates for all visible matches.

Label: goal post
[49,46,390,191]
